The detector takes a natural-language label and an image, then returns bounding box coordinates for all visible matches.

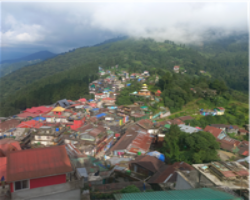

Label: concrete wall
[30,189,80,200]
[175,173,194,190]
[11,180,81,200]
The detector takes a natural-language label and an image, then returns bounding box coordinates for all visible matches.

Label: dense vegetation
[161,125,220,164]
[0,35,248,116]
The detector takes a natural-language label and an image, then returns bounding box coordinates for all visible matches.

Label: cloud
[1,2,248,57]
[90,2,248,44]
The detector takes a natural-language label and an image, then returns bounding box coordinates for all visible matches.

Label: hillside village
[0,65,249,200]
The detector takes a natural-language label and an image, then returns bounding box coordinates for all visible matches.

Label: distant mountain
[0,36,248,117]
[1,50,56,64]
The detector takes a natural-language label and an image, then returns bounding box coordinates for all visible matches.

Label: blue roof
[33,116,46,121]
[127,83,131,86]
[89,99,94,102]
[92,108,99,111]
[96,113,107,118]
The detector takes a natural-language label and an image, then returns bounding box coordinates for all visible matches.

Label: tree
[121,185,140,193]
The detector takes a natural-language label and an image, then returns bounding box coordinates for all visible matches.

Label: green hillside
[0,37,248,116]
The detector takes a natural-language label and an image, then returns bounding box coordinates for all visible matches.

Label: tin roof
[148,162,194,184]
[0,138,22,156]
[204,126,222,138]
[6,145,73,182]
[130,155,165,173]
[114,188,237,200]
[178,124,201,134]
[0,119,20,132]
[178,116,194,121]
[136,119,154,130]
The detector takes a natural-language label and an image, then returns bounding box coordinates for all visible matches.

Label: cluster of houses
[200,107,225,116]
[0,68,249,200]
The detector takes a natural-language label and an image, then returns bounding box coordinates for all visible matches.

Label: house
[22,106,53,115]
[30,126,65,146]
[238,129,249,136]
[109,124,152,156]
[102,97,116,104]
[0,119,21,136]
[155,90,161,97]
[6,145,81,200]
[173,66,180,73]
[114,188,239,200]
[148,162,195,189]
[136,119,159,136]
[192,162,249,190]
[178,116,194,122]
[0,138,22,157]
[167,118,185,125]
[204,125,227,140]
[95,93,107,101]
[53,99,73,108]
[210,124,239,134]
[237,140,249,156]
[218,136,241,153]
[3,128,30,148]
[178,124,202,134]
[129,155,165,177]
[17,120,43,129]
[215,107,225,115]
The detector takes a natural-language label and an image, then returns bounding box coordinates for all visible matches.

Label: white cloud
[0,2,248,53]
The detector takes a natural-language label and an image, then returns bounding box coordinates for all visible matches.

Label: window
[15,180,29,191]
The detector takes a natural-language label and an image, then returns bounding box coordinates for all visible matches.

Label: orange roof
[6,145,73,182]
[156,90,161,94]
[0,138,22,157]
[79,98,87,102]
[204,125,222,138]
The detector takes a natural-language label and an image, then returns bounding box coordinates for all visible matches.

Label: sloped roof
[17,120,43,128]
[17,112,39,119]
[148,162,194,183]
[130,155,165,173]
[6,145,73,182]
[0,138,22,157]
[24,106,52,114]
[0,119,20,132]
[136,119,154,130]
[114,188,237,200]
[178,116,194,121]
[52,106,66,112]
[204,126,222,138]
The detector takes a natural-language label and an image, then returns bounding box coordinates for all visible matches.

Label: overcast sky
[1,2,248,60]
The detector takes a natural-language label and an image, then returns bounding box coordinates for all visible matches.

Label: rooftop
[6,145,73,182]
[178,124,202,134]
[193,162,249,190]
[114,188,238,200]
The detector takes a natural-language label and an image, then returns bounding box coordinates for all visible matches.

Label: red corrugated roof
[0,157,7,180]
[102,97,115,101]
[79,98,87,102]
[17,112,39,118]
[17,120,43,128]
[24,106,52,114]
[6,145,73,182]
[204,126,222,138]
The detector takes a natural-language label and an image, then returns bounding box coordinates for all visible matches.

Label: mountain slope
[0,51,57,78]
[1,50,56,64]
[0,36,248,116]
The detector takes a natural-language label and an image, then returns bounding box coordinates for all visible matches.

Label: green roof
[114,188,238,200]
[164,124,171,129]
[140,106,148,109]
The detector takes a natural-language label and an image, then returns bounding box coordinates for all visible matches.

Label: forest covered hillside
[0,35,248,116]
